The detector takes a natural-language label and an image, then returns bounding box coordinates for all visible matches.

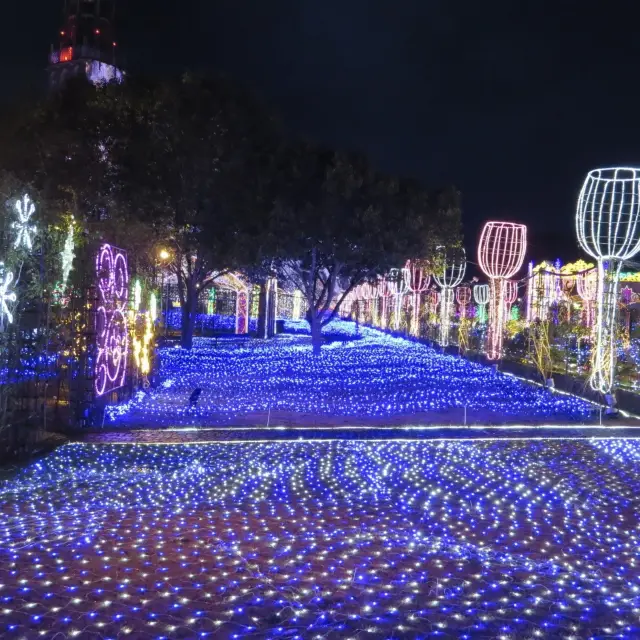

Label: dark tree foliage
[268,142,462,352]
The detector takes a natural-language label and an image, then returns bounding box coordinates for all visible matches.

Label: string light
[1,438,638,638]
[433,247,466,347]
[473,284,489,325]
[105,320,591,426]
[13,194,37,251]
[576,167,640,396]
[61,218,75,286]
[478,222,527,360]
[95,244,129,397]
[0,263,17,329]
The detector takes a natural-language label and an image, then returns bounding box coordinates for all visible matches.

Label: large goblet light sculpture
[478,221,527,360]
[433,247,466,347]
[404,260,430,336]
[576,167,640,396]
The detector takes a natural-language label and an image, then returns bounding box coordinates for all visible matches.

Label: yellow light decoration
[149,292,158,323]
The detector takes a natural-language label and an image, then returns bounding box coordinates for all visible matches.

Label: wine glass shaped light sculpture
[433,247,466,346]
[576,167,640,395]
[388,266,410,331]
[456,285,471,319]
[478,221,527,360]
[474,283,489,324]
[504,280,518,318]
[404,260,430,336]
[577,268,597,327]
[377,277,392,329]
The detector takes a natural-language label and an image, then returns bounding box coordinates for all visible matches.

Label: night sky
[6,0,640,268]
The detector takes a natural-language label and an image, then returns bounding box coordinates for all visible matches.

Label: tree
[269,143,461,353]
[86,74,279,348]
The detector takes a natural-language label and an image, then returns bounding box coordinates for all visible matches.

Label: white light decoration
[504,280,518,317]
[388,266,409,331]
[292,289,302,321]
[149,292,158,323]
[13,194,37,251]
[0,263,17,330]
[404,260,430,336]
[577,268,597,327]
[433,247,466,347]
[474,284,489,324]
[576,167,640,397]
[478,222,527,360]
[61,218,75,286]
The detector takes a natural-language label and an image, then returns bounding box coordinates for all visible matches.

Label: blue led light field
[2,438,640,638]
[107,321,593,427]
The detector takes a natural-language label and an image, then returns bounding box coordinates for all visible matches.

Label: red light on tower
[478,221,527,360]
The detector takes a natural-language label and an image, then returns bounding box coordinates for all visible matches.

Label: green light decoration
[207,287,216,315]
[510,304,520,321]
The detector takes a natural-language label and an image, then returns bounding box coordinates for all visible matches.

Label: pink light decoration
[95,243,129,397]
[478,221,527,360]
[378,277,392,329]
[456,286,471,318]
[577,269,597,327]
[504,280,518,316]
[404,260,430,336]
[236,290,249,334]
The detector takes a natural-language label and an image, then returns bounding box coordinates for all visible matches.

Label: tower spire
[49,0,123,90]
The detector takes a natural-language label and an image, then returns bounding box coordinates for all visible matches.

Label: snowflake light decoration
[0,263,17,329]
[13,194,37,251]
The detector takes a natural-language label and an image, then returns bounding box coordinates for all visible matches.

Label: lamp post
[157,248,171,335]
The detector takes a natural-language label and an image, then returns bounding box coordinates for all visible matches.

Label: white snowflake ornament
[13,194,37,251]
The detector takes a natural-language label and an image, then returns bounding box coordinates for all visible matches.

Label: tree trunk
[181,283,198,349]
[310,313,323,355]
[257,281,268,339]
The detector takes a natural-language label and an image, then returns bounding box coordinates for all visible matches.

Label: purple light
[95,244,129,396]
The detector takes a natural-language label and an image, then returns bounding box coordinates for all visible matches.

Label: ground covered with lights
[107,321,595,427]
[3,439,640,639]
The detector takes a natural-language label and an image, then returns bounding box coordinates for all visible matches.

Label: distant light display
[2,438,639,639]
[478,222,527,360]
[576,167,640,395]
[95,244,129,397]
[473,284,489,324]
[433,247,466,347]
[105,320,591,426]
[577,268,597,327]
[404,260,430,335]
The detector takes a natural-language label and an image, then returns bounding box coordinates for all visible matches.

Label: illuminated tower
[48,0,123,90]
